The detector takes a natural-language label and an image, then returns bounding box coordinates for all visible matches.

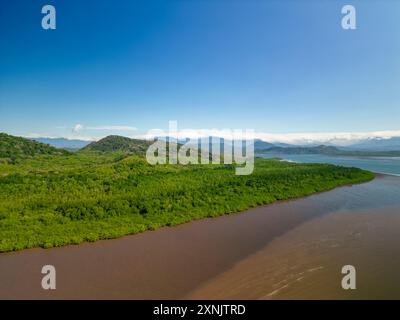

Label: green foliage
[82,135,152,154]
[0,133,70,163]
[0,150,374,252]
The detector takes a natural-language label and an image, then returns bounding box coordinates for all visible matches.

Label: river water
[189,154,400,299]
[188,174,400,299]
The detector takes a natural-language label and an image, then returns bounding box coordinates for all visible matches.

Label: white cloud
[135,129,400,146]
[27,128,400,145]
[70,124,137,134]
[72,124,84,133]
[254,130,400,146]
[86,125,137,131]
[27,123,138,141]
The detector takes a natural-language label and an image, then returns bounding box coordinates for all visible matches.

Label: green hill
[0,133,70,163]
[82,135,152,154]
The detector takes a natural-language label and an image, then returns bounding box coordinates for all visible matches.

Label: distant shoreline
[258,153,400,177]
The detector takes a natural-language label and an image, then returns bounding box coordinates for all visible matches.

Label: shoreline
[1,174,397,299]
[0,172,376,256]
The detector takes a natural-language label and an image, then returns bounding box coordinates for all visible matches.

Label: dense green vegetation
[0,145,374,252]
[83,135,152,154]
[0,133,70,164]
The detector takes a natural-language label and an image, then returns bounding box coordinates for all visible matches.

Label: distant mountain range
[260,145,400,157]
[159,137,290,151]
[31,137,91,150]
[346,137,400,151]
[20,134,400,157]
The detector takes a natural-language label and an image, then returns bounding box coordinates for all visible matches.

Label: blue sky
[0,0,399,141]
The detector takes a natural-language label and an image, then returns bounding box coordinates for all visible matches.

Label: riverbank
[1,174,398,299]
[0,157,373,252]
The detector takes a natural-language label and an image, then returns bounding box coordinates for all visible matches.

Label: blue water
[259,153,400,176]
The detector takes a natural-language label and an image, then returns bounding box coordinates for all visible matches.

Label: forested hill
[82,135,152,154]
[0,133,70,162]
